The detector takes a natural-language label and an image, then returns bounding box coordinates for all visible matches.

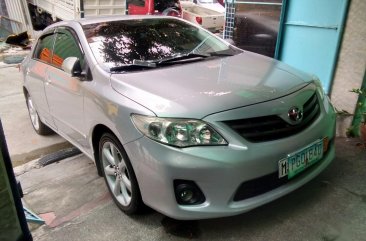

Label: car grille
[223,93,320,142]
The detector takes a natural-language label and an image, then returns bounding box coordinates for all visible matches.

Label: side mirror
[62,57,83,77]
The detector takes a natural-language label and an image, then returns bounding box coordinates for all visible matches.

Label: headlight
[131,114,227,147]
[312,76,325,100]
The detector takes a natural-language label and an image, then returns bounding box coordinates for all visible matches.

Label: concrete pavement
[14,137,366,241]
[0,66,71,167]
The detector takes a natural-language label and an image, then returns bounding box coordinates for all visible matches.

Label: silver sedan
[21,15,336,220]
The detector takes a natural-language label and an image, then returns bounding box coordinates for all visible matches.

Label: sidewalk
[15,137,366,241]
[0,65,70,167]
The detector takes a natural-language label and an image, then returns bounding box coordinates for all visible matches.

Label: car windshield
[83,18,240,71]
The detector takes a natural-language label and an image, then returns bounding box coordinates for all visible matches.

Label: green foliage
[350,88,365,96]
[345,88,366,137]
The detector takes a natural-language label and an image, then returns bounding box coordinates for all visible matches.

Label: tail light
[196,17,202,25]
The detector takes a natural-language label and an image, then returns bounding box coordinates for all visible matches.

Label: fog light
[174,180,205,205]
[179,189,194,202]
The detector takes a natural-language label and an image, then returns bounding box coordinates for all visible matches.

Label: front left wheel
[99,133,143,215]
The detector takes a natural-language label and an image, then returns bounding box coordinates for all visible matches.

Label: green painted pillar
[351,71,366,137]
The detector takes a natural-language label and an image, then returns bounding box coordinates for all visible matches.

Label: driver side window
[52,29,84,69]
[34,33,55,64]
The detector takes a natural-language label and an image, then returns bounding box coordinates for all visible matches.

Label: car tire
[25,93,53,135]
[99,133,143,215]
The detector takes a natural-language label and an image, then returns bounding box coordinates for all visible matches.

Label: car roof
[47,15,176,29]
[77,15,174,25]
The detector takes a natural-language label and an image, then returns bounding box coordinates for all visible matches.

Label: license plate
[278,139,324,179]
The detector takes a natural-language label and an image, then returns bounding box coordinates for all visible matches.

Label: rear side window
[52,29,84,68]
[34,33,55,64]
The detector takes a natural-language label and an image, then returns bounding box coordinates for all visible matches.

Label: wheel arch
[92,124,115,176]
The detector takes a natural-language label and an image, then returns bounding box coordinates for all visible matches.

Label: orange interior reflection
[40,48,64,67]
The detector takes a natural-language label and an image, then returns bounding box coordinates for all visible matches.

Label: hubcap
[102,141,132,206]
[27,96,40,130]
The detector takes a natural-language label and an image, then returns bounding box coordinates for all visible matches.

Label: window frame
[32,28,57,64]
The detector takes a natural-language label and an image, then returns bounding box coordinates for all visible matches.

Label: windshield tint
[83,18,239,70]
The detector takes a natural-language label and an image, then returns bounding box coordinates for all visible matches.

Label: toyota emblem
[288,107,303,123]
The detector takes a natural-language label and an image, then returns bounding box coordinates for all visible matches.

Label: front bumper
[125,131,335,219]
[126,137,334,220]
[124,90,336,220]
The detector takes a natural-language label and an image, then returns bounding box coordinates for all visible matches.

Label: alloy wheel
[101,141,132,206]
[27,95,40,131]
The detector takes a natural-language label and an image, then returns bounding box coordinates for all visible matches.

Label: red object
[196,16,203,25]
[128,0,182,16]
[218,0,224,6]
[128,0,154,15]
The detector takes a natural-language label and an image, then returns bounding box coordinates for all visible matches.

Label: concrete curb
[11,141,72,168]
[13,159,40,177]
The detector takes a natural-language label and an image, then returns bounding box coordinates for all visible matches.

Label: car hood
[110,52,313,119]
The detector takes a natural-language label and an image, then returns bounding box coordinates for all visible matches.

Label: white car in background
[184,0,226,13]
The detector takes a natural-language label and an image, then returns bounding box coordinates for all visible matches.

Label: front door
[44,27,87,147]
[26,31,57,129]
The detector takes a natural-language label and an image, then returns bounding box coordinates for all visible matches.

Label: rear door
[44,27,87,147]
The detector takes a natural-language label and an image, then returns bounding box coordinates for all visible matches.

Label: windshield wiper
[109,52,233,72]
[110,59,157,72]
[209,52,235,57]
[156,53,210,64]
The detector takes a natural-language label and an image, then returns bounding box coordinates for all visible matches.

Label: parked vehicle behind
[26,0,127,30]
[180,1,224,31]
[21,16,336,220]
[185,0,225,13]
[26,0,222,33]
[128,0,182,16]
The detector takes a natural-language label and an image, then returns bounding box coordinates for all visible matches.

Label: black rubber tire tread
[25,93,54,135]
[99,132,144,215]
[38,147,82,167]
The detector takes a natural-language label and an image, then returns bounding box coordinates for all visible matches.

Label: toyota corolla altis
[21,16,336,220]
